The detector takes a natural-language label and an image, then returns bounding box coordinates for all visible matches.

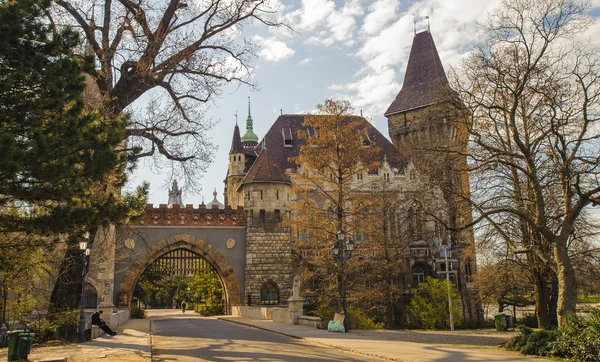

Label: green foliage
[133,272,188,308]
[133,267,223,315]
[578,295,600,304]
[313,305,383,330]
[553,309,600,362]
[188,271,223,315]
[0,0,146,236]
[130,304,145,319]
[505,326,557,356]
[30,309,79,343]
[347,305,384,330]
[408,276,463,329]
[505,310,600,361]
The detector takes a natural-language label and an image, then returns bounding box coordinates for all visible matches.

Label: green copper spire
[241,96,259,143]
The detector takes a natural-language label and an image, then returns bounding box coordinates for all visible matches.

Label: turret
[229,120,245,176]
[241,97,259,149]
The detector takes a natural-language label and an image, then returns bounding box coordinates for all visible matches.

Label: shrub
[193,304,224,316]
[553,309,600,362]
[314,305,383,330]
[505,326,557,356]
[407,277,463,329]
[347,305,384,330]
[130,305,145,319]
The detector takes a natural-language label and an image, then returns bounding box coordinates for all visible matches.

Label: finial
[426,15,430,32]
[213,188,217,199]
[413,17,416,35]
[202,195,205,204]
[360,110,363,117]
[248,96,251,118]
[235,111,238,125]
[280,109,283,115]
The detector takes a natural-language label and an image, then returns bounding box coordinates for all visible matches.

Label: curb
[217,317,302,340]
[217,318,405,362]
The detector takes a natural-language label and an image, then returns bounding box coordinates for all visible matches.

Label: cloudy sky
[127,0,600,206]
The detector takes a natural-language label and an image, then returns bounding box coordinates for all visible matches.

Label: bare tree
[453,0,600,325]
[51,0,285,190]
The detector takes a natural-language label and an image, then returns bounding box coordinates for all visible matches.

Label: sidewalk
[0,318,150,362]
[218,316,550,362]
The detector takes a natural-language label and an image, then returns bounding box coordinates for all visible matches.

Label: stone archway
[118,234,241,308]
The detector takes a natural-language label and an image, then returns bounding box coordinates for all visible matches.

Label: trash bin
[493,312,507,331]
[7,326,34,362]
[505,314,514,329]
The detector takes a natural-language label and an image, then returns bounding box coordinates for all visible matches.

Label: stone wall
[244,228,293,306]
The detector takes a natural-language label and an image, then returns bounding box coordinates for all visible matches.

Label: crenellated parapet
[139,204,246,227]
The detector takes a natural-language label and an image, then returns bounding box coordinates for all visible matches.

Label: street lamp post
[331,228,354,333]
[78,230,91,343]
[443,246,454,331]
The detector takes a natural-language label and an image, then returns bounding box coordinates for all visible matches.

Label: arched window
[412,267,425,287]
[407,208,415,241]
[260,281,279,305]
[84,286,98,309]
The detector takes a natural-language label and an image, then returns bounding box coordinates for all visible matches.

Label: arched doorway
[133,248,225,314]
[118,235,241,313]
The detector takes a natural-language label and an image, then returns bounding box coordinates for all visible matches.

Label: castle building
[223,31,478,321]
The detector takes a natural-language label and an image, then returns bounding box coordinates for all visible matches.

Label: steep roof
[385,31,453,116]
[240,147,291,186]
[229,124,244,154]
[250,114,407,174]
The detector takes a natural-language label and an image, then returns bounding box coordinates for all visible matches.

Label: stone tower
[226,121,251,209]
[237,147,294,305]
[384,30,478,320]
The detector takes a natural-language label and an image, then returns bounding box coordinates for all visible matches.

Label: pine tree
[0,0,146,238]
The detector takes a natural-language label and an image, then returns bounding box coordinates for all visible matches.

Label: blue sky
[126,0,600,205]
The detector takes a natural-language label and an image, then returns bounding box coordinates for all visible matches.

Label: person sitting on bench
[91,310,117,336]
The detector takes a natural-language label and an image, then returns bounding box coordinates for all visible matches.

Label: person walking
[181,301,187,314]
[91,310,117,336]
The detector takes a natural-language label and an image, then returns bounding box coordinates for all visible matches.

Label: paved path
[151,313,385,361]
[218,316,549,362]
[0,309,551,361]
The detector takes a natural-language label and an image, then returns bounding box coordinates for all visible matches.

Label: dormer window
[362,132,371,147]
[282,128,293,147]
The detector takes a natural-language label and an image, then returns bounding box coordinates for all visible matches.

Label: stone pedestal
[287,296,304,324]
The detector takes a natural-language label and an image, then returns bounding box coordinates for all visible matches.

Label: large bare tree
[453,0,600,325]
[51,0,284,190]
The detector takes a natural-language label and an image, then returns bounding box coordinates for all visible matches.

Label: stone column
[89,225,117,328]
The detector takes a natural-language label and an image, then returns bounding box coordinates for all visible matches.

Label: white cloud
[254,36,295,62]
[298,57,314,65]
[286,0,365,46]
[362,0,399,35]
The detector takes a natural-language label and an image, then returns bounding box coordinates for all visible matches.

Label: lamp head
[337,228,346,242]
[346,237,354,251]
[331,243,340,256]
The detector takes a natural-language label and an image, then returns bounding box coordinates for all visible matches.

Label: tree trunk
[548,273,559,326]
[49,246,84,312]
[553,242,577,326]
[532,269,551,329]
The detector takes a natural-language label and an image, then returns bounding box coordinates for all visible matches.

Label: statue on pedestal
[168,180,184,207]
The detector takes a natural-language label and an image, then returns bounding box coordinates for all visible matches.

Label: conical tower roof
[385,31,453,116]
[241,97,259,143]
[229,123,244,154]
